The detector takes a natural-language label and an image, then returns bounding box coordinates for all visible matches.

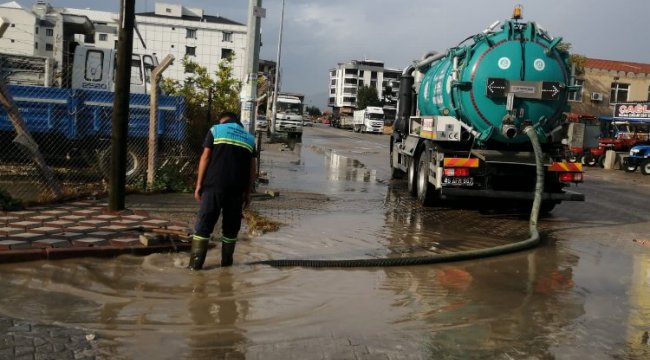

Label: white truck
[353,106,385,133]
[273,92,304,140]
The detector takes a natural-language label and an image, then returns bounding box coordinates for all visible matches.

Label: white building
[329,59,400,119]
[0,1,249,83]
[65,2,248,83]
[0,1,94,85]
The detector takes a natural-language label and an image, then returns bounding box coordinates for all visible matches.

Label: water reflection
[381,181,585,358]
[326,151,377,183]
[188,271,248,359]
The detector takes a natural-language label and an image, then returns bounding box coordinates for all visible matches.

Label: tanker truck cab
[354,107,385,133]
[274,93,304,137]
[389,7,584,211]
[71,46,158,94]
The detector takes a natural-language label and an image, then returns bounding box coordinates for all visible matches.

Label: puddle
[0,131,648,358]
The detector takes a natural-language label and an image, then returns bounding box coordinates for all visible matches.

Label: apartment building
[0,1,250,83]
[328,59,400,119]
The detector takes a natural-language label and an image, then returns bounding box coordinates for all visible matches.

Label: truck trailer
[389,7,585,212]
[0,45,185,181]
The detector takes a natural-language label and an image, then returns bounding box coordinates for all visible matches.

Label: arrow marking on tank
[542,85,559,97]
[487,81,506,94]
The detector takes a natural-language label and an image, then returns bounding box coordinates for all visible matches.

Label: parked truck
[272,92,304,140]
[389,7,585,212]
[353,106,385,133]
[0,45,185,180]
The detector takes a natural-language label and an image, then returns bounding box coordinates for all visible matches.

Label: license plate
[443,177,474,186]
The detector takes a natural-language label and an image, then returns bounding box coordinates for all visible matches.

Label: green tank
[417,16,571,144]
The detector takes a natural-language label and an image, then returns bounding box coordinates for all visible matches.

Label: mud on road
[1,125,650,359]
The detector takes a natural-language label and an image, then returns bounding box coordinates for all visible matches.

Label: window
[186,46,196,56]
[222,32,233,42]
[84,33,94,44]
[330,88,335,94]
[130,55,142,85]
[143,55,154,83]
[35,27,38,34]
[610,82,629,104]
[647,85,650,101]
[371,71,377,79]
[330,79,335,86]
[221,48,233,59]
[34,42,38,50]
[85,50,104,81]
[114,40,118,49]
[166,8,172,13]
[186,28,197,39]
[45,43,53,51]
[46,28,53,37]
[98,34,108,41]
[358,80,364,87]
[568,79,584,102]
[328,97,335,104]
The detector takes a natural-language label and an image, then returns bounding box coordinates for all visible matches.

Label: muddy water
[0,135,649,359]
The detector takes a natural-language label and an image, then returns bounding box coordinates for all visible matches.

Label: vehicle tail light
[444,167,470,177]
[559,172,583,183]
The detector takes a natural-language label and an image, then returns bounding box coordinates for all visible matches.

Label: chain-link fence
[0,53,196,204]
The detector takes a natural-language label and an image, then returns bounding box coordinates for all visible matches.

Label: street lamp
[270,0,286,135]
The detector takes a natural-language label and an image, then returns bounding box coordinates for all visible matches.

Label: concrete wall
[570,68,650,117]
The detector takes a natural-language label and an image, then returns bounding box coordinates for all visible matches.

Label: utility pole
[241,0,265,134]
[270,0,286,135]
[109,0,136,211]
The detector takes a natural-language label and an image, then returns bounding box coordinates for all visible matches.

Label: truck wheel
[417,149,438,206]
[568,154,578,163]
[586,155,598,167]
[641,160,650,175]
[624,164,638,173]
[598,155,605,168]
[98,146,145,183]
[407,157,418,196]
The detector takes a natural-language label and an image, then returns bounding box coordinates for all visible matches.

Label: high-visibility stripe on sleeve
[213,138,254,152]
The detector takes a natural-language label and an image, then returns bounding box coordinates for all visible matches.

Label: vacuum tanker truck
[390,7,584,212]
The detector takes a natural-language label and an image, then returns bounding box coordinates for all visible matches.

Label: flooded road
[2,126,650,359]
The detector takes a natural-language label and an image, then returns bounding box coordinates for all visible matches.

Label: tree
[356,86,381,110]
[161,55,241,150]
[305,106,321,117]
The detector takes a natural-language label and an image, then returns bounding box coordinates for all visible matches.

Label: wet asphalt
[1,125,650,359]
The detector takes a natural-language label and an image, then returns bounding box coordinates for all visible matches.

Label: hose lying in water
[249,127,544,268]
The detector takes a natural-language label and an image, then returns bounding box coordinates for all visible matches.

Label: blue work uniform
[193,120,256,243]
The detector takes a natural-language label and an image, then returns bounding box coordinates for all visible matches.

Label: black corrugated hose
[249,127,544,268]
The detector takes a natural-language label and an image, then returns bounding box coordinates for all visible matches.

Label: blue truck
[0,46,186,180]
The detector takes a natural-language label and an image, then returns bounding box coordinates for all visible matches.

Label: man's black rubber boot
[188,238,209,270]
[221,241,236,267]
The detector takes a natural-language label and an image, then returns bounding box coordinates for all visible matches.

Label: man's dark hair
[218,111,239,122]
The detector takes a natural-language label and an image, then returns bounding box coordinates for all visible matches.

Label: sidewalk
[0,199,195,263]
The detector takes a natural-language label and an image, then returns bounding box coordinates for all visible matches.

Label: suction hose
[250,127,543,268]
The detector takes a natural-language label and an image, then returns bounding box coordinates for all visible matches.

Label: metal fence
[0,69,196,204]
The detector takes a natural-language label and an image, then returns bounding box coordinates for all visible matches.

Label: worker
[189,111,257,270]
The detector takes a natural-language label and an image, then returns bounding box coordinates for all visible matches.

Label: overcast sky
[11,0,650,108]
